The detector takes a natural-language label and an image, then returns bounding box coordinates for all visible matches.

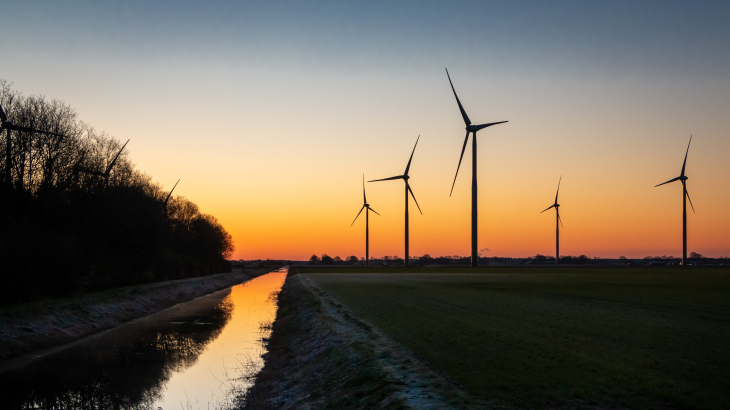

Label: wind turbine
[540,176,563,266]
[0,103,66,189]
[446,69,508,268]
[163,179,180,216]
[655,136,695,267]
[369,136,422,267]
[351,175,380,266]
[79,139,130,187]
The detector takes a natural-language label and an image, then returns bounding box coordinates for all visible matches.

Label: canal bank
[0,267,278,366]
[0,268,288,408]
[242,268,483,409]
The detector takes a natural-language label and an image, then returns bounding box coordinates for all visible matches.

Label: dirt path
[0,268,276,367]
[242,271,488,409]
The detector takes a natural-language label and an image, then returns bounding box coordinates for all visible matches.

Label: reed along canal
[1,268,288,409]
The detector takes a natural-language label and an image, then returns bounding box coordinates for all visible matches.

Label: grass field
[301,267,730,409]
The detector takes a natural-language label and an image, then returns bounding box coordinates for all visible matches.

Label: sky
[3,0,730,260]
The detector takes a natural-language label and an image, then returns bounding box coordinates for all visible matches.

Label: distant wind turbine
[351,175,380,266]
[0,103,67,189]
[446,68,508,268]
[655,136,695,266]
[540,176,563,266]
[369,136,422,267]
[163,179,180,216]
[79,139,130,187]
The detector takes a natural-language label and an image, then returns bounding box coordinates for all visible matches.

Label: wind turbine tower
[446,69,508,268]
[369,136,422,267]
[351,175,380,266]
[541,177,563,266]
[655,136,695,266]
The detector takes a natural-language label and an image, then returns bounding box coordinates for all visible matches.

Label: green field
[302,267,730,409]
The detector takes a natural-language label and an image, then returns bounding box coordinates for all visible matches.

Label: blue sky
[3,1,730,259]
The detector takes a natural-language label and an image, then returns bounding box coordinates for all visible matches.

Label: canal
[1,268,288,409]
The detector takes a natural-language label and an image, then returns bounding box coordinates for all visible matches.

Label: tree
[333,256,342,264]
[619,256,627,260]
[308,254,320,265]
[689,252,703,259]
[347,255,359,264]
[321,254,334,265]
[0,80,237,303]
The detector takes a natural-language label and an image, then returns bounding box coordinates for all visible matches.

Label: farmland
[302,266,730,409]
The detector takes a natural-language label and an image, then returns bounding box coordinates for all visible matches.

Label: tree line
[0,80,233,304]
[306,252,728,267]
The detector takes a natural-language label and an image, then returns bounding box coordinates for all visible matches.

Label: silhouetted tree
[321,254,334,265]
[308,254,320,265]
[0,81,235,303]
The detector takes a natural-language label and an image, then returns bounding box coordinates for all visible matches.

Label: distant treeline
[0,80,233,304]
[306,253,728,267]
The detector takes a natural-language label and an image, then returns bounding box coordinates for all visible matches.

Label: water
[0,268,288,409]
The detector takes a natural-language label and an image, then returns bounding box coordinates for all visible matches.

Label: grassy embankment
[243,272,484,409]
[0,267,276,365]
[302,266,730,410]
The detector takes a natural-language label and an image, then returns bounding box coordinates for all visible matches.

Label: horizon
[4,1,730,260]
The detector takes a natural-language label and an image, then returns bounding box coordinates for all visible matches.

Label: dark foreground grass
[304,267,730,409]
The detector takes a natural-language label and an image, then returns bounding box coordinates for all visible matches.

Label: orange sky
[3,2,729,260]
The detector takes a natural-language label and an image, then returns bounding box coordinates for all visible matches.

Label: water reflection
[0,269,287,409]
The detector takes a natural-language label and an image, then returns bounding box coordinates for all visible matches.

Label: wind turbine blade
[681,135,692,177]
[7,124,65,138]
[555,176,562,204]
[407,182,423,215]
[655,176,681,187]
[473,121,508,131]
[165,179,180,204]
[368,206,380,216]
[541,204,556,213]
[369,175,404,182]
[558,210,563,228]
[106,139,130,174]
[445,68,471,126]
[450,130,470,196]
[0,103,7,123]
[404,135,420,176]
[684,181,695,213]
[351,206,366,226]
[362,174,366,204]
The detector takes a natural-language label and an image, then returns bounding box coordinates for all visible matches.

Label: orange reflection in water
[153,269,287,408]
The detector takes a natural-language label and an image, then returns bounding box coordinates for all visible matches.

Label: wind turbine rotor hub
[681,176,688,181]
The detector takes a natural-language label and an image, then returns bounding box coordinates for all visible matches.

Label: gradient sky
[3,1,730,260]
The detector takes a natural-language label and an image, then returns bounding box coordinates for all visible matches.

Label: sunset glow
[4,1,729,260]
